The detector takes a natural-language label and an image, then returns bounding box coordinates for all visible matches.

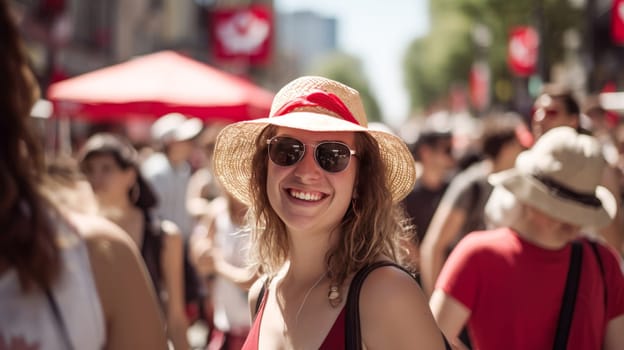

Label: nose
[293,147,322,181]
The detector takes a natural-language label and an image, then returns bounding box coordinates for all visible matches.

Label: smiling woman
[207,76,447,349]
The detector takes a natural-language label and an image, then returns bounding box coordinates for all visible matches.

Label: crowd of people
[1,0,624,348]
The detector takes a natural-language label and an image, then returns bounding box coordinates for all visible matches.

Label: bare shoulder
[359,264,428,325]
[65,211,169,349]
[359,264,422,307]
[64,211,149,289]
[359,264,445,349]
[66,211,138,258]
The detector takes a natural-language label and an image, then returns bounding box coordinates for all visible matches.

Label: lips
[288,188,326,202]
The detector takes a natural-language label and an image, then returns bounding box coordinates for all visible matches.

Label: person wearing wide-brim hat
[431,126,624,350]
[197,76,447,348]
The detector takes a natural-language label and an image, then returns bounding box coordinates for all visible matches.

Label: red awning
[47,50,274,122]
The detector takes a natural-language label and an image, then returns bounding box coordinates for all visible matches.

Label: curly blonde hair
[246,125,413,288]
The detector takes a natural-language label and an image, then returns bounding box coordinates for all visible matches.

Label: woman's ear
[123,167,138,189]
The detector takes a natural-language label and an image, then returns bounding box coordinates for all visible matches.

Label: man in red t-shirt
[430,126,624,350]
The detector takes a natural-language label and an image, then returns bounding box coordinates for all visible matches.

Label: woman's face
[82,153,134,204]
[266,127,358,237]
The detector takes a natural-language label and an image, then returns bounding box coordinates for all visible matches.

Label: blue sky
[274,0,430,127]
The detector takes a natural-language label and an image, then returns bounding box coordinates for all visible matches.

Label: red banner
[469,61,490,111]
[613,0,624,45]
[507,26,539,77]
[211,5,273,65]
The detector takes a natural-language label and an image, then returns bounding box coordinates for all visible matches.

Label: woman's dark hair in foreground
[0,0,60,292]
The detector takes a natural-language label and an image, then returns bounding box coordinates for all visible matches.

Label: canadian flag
[211,5,273,65]
[613,0,624,44]
[507,26,539,77]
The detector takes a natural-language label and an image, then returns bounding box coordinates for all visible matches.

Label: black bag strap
[589,241,607,310]
[44,287,75,350]
[553,241,583,350]
[253,276,269,321]
[345,261,451,350]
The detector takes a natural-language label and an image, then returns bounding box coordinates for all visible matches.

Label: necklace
[294,271,328,326]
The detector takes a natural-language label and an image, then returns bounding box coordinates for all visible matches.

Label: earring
[328,283,342,307]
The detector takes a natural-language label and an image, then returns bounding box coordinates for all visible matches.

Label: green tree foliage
[404,0,584,113]
[308,51,382,123]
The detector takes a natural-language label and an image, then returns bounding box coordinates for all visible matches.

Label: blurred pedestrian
[212,76,447,349]
[430,126,624,350]
[78,133,189,350]
[186,123,226,221]
[532,86,623,254]
[142,112,204,241]
[420,112,531,297]
[141,112,204,321]
[531,84,585,138]
[0,1,167,348]
[582,96,624,255]
[190,193,256,350]
[402,124,455,272]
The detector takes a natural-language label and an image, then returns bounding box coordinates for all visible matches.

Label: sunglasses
[267,136,357,173]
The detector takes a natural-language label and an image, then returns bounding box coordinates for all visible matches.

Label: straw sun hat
[489,126,616,228]
[212,76,416,206]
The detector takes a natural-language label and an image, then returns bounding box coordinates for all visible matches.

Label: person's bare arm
[213,250,258,290]
[359,266,446,349]
[429,289,471,350]
[73,213,168,350]
[420,204,467,297]
[190,198,257,289]
[160,220,189,350]
[604,314,624,350]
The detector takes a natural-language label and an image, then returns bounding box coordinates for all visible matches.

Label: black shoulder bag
[345,261,452,350]
[553,241,583,350]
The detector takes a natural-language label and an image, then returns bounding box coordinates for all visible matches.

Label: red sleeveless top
[242,288,346,349]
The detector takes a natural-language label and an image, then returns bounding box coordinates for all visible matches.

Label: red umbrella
[47,50,275,122]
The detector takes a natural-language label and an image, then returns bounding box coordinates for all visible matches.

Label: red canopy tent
[47,50,275,123]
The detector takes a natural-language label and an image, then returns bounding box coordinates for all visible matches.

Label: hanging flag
[469,61,490,111]
[211,5,273,65]
[507,26,539,77]
[612,0,624,45]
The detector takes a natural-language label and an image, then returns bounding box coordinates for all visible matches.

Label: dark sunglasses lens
[316,142,351,172]
[269,137,304,166]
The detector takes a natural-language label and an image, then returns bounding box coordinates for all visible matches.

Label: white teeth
[289,190,322,201]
